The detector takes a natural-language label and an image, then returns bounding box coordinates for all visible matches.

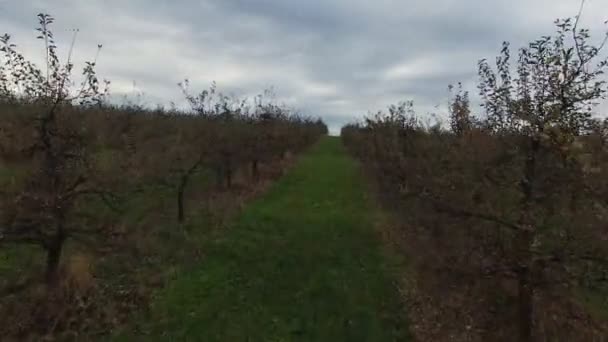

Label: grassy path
[117,137,408,341]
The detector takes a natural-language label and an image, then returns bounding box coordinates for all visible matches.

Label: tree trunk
[516,229,534,342]
[220,153,233,189]
[45,233,65,286]
[177,176,187,223]
[177,159,202,223]
[225,162,233,188]
[515,137,540,342]
[251,159,259,182]
[215,165,223,188]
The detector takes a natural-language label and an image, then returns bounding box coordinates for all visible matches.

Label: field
[114,137,409,341]
[2,8,608,342]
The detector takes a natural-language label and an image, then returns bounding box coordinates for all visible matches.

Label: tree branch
[419,191,522,231]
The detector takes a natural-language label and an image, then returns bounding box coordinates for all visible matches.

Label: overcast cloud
[1,0,607,134]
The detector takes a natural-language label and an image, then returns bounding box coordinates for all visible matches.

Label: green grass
[114,137,409,341]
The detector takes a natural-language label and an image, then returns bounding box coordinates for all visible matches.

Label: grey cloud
[2,0,607,134]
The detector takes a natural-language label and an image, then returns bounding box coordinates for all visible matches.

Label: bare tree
[448,82,472,136]
[0,14,119,285]
[477,9,608,339]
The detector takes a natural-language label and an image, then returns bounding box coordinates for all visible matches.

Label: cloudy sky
[1,0,607,134]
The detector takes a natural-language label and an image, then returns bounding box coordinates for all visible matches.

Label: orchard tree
[448,83,473,136]
[0,14,121,285]
[476,6,608,340]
